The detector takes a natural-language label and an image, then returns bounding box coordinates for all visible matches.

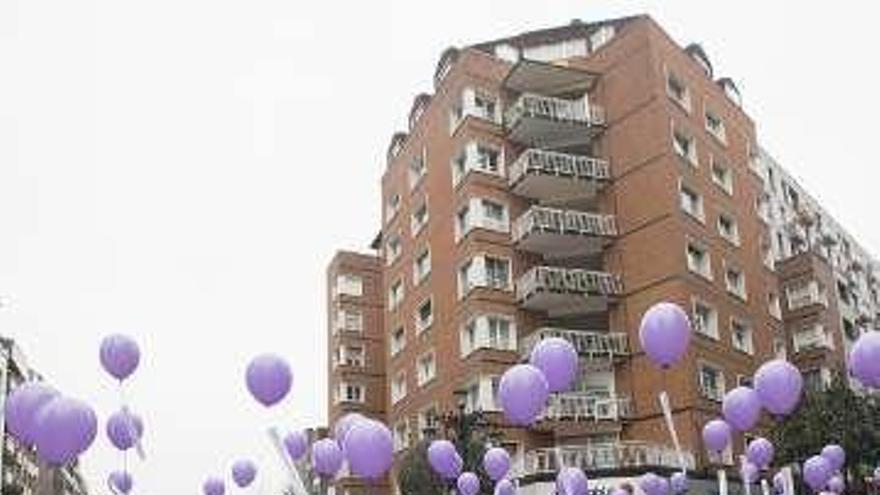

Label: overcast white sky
[1,0,878,493]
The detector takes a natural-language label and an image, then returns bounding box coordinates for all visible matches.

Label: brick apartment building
[324,14,879,495]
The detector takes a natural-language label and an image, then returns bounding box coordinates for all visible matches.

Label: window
[793,323,834,353]
[418,405,440,439]
[393,419,409,452]
[388,278,405,310]
[391,326,406,357]
[731,319,754,354]
[725,264,747,300]
[335,274,363,297]
[335,308,363,333]
[464,380,481,413]
[485,257,510,290]
[411,200,429,236]
[717,213,740,245]
[415,298,434,334]
[460,315,517,356]
[705,110,727,143]
[461,319,478,356]
[451,142,503,186]
[590,25,615,51]
[385,192,401,222]
[337,382,365,404]
[768,292,782,320]
[455,204,471,241]
[673,128,698,166]
[666,72,691,111]
[386,233,402,265]
[711,159,733,195]
[473,91,498,122]
[475,145,500,174]
[686,241,712,279]
[391,372,407,404]
[698,362,725,401]
[692,299,719,339]
[413,248,431,285]
[458,256,511,298]
[417,352,437,386]
[408,151,427,190]
[487,317,512,350]
[680,184,704,221]
[344,345,365,367]
[458,259,474,297]
[489,375,502,410]
[480,198,509,233]
[773,337,787,360]
[737,375,753,388]
[786,280,826,309]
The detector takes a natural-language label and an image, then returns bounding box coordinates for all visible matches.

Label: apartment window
[473,91,498,122]
[731,319,754,355]
[458,259,474,297]
[455,204,471,241]
[385,193,401,222]
[388,278,405,310]
[458,256,511,297]
[590,25,616,51]
[773,337,787,360]
[673,128,698,166]
[843,318,858,342]
[386,233,402,265]
[475,145,500,174]
[415,298,434,334]
[679,184,704,221]
[786,280,826,309]
[391,372,407,404]
[686,241,712,280]
[461,319,478,356]
[490,376,502,410]
[408,151,427,190]
[391,326,406,357]
[460,315,517,356]
[692,299,719,339]
[417,351,437,386]
[487,316,512,350]
[464,380,481,413]
[335,274,363,297]
[666,72,691,111]
[411,200,429,236]
[725,264,747,300]
[344,345,365,367]
[393,419,410,452]
[452,142,503,186]
[485,257,510,290]
[413,248,431,285]
[837,280,852,306]
[480,198,509,233]
[717,213,740,245]
[737,375,753,388]
[698,362,725,401]
[768,292,782,320]
[418,405,440,439]
[335,308,363,333]
[705,110,727,144]
[337,382,365,404]
[711,159,733,195]
[793,323,833,353]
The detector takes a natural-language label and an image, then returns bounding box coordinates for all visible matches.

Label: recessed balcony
[513,207,616,257]
[524,442,695,475]
[519,328,629,361]
[505,93,605,148]
[516,266,622,316]
[508,149,609,201]
[543,392,633,422]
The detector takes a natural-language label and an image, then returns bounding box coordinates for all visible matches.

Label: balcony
[505,93,605,148]
[519,328,629,361]
[543,393,633,422]
[524,442,695,475]
[508,149,609,201]
[513,207,616,257]
[516,266,622,316]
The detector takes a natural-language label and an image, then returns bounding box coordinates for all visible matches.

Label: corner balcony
[505,93,605,148]
[516,266,622,316]
[543,393,633,422]
[513,207,616,257]
[524,442,695,475]
[508,149,609,201]
[519,328,629,361]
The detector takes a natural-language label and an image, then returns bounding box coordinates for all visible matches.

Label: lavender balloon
[33,396,98,465]
[850,331,880,388]
[343,420,393,479]
[231,459,257,488]
[639,472,670,495]
[529,337,578,393]
[106,409,143,451]
[754,359,804,415]
[4,382,59,445]
[702,419,732,453]
[100,334,141,381]
[498,364,549,426]
[772,472,786,494]
[427,440,462,480]
[557,467,588,495]
[746,437,775,469]
[203,477,225,495]
[670,472,688,494]
[284,430,309,461]
[821,444,846,472]
[742,461,759,484]
[494,479,516,495]
[828,474,844,494]
[109,471,133,494]
[803,455,832,492]
[457,472,480,495]
[483,447,511,481]
[639,302,691,368]
[333,412,366,448]
[245,354,293,407]
[722,387,761,431]
[311,438,343,478]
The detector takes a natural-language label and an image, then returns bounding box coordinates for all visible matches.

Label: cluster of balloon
[100,334,144,495]
[556,467,588,495]
[798,444,847,493]
[670,472,688,494]
[231,459,257,488]
[639,472,670,495]
[427,440,463,480]
[849,330,880,388]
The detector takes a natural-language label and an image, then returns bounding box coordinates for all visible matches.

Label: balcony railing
[505,94,606,148]
[525,442,695,475]
[519,328,629,360]
[517,266,621,301]
[510,149,610,185]
[543,393,633,422]
[506,93,605,128]
[514,207,616,243]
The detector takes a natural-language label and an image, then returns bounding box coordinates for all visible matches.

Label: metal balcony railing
[505,93,606,128]
[524,442,695,475]
[519,328,628,360]
[512,207,617,244]
[516,266,623,302]
[543,393,633,422]
[509,149,610,187]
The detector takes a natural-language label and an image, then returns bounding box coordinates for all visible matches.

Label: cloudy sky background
[1,0,878,493]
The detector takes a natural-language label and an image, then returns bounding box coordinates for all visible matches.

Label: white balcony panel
[513,207,616,257]
[542,393,632,422]
[520,328,628,360]
[524,442,695,475]
[509,149,609,201]
[517,266,622,316]
[506,93,605,148]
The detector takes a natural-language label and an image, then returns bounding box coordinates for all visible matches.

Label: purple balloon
[106,409,143,451]
[33,396,98,465]
[100,334,141,381]
[639,472,670,495]
[483,447,511,481]
[742,461,759,484]
[343,420,393,479]
[746,437,775,470]
[639,302,691,368]
[245,354,293,407]
[722,387,761,431]
[828,474,844,494]
[611,489,629,495]
[754,359,803,416]
[494,479,516,495]
[557,467,588,495]
[284,430,309,461]
[109,471,133,494]
[498,364,549,426]
[670,472,688,494]
[311,438,343,478]
[803,455,833,492]
[850,331,880,388]
[773,472,786,494]
[203,477,225,495]
[4,382,59,445]
[702,419,732,453]
[457,472,480,495]
[231,459,257,488]
[334,412,366,447]
[821,445,846,472]
[529,337,578,393]
[428,440,462,480]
